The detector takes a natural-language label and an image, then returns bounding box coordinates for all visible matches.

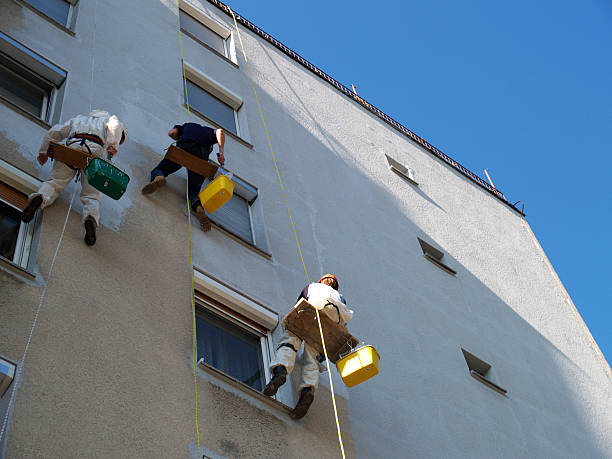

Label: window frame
[0,159,43,278]
[0,32,67,126]
[193,270,279,393]
[0,195,35,269]
[195,294,271,391]
[181,62,252,147]
[178,0,236,65]
[17,0,78,34]
[184,78,239,136]
[208,174,258,246]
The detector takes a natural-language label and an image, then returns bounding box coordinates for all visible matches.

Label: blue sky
[225,0,611,364]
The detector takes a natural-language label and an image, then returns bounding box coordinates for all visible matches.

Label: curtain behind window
[196,307,265,391]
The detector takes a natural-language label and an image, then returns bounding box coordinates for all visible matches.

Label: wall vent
[461,349,507,395]
[385,154,418,186]
[417,238,457,275]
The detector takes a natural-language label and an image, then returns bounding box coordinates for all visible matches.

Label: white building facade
[0,0,610,457]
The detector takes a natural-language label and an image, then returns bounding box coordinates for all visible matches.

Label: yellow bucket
[336,345,380,388]
[199,175,234,213]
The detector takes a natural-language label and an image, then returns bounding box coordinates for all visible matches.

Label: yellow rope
[228,8,346,458]
[176,2,201,457]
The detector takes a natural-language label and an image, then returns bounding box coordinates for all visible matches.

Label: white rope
[0,183,79,444]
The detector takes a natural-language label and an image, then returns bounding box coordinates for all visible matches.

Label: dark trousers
[151,140,210,211]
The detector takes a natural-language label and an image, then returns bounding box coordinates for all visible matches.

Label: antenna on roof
[351,84,358,96]
[484,169,496,190]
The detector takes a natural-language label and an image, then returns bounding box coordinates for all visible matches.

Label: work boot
[195,205,212,232]
[290,387,314,420]
[84,217,97,246]
[21,195,42,223]
[141,175,166,195]
[263,366,287,396]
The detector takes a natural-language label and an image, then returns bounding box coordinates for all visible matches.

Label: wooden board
[282,299,359,363]
[164,145,218,180]
[47,142,93,169]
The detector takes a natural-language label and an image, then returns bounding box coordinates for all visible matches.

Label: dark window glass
[209,192,252,243]
[0,201,22,261]
[185,79,237,134]
[23,0,71,26]
[196,306,265,391]
[0,63,47,118]
[180,10,225,55]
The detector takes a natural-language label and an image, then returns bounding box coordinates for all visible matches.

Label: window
[180,10,227,56]
[0,356,17,398]
[196,304,266,391]
[208,175,257,244]
[0,32,67,124]
[178,1,233,61]
[0,181,36,270]
[461,348,507,395]
[385,153,417,186]
[182,63,244,139]
[417,237,457,275]
[21,0,77,29]
[194,272,278,393]
[185,79,237,135]
[0,159,42,275]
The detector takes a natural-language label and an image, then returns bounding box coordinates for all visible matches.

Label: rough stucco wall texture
[1,0,611,458]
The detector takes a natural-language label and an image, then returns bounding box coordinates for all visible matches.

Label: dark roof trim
[207,0,524,216]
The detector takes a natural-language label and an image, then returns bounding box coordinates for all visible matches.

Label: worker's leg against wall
[80,174,103,224]
[187,171,206,211]
[298,343,320,392]
[33,161,77,207]
[150,158,181,180]
[271,330,302,374]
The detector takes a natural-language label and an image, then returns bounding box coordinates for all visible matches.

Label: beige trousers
[271,330,320,392]
[32,143,104,224]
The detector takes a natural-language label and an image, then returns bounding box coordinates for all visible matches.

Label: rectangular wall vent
[461,349,507,395]
[385,154,418,186]
[417,238,457,275]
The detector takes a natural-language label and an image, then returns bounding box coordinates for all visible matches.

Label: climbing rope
[0,183,79,445]
[228,8,346,458]
[175,3,202,458]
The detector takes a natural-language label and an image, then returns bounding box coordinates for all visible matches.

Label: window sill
[0,96,51,129]
[424,253,457,276]
[210,220,272,259]
[470,370,507,395]
[181,29,239,69]
[16,1,76,36]
[197,359,292,414]
[184,105,254,149]
[0,255,35,281]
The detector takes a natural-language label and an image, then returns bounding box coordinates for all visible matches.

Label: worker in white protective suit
[21,110,128,246]
[264,274,354,419]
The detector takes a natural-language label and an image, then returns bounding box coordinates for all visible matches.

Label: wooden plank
[164,145,218,180]
[47,142,92,169]
[282,299,359,363]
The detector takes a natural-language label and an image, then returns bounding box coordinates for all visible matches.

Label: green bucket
[85,157,130,200]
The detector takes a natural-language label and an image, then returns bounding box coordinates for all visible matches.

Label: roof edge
[207,0,525,216]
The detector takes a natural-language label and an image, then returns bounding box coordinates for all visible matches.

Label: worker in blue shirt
[142,123,225,231]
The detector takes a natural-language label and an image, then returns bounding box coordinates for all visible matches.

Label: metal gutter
[207,0,525,216]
